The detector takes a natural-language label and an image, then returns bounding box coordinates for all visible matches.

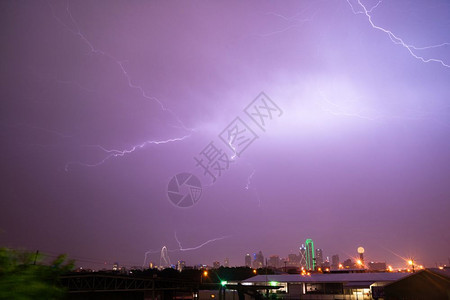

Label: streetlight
[356,259,364,270]
[408,259,415,272]
[201,270,208,284]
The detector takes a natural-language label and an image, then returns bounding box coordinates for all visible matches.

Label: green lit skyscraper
[305,239,315,270]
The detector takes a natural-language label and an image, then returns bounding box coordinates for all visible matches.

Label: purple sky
[1,0,449,269]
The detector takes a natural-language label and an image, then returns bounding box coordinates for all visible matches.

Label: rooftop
[243,272,409,284]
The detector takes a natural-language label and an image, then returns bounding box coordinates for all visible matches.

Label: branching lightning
[174,232,230,252]
[318,90,384,121]
[347,0,382,14]
[142,233,230,267]
[347,0,450,68]
[64,135,191,171]
[142,249,162,268]
[244,167,261,207]
[245,169,256,190]
[228,136,238,161]
[318,89,450,126]
[47,0,196,170]
[48,0,194,130]
[259,11,313,38]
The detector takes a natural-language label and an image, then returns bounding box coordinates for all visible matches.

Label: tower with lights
[305,239,316,270]
[357,246,365,268]
[299,245,307,269]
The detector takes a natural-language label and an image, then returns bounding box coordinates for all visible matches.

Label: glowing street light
[356,259,364,269]
[408,259,415,272]
[201,270,208,284]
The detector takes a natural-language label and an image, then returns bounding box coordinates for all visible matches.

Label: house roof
[242,273,408,284]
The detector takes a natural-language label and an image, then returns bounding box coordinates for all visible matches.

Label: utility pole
[33,250,39,265]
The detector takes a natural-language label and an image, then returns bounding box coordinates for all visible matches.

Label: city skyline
[69,239,447,271]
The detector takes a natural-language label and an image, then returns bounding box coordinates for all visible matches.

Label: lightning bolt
[318,89,450,126]
[64,134,191,171]
[174,232,230,252]
[142,249,162,268]
[244,168,261,207]
[318,90,384,121]
[347,0,450,68]
[48,0,194,130]
[347,0,382,14]
[142,233,230,268]
[245,169,256,190]
[259,10,314,38]
[46,0,197,170]
[228,136,238,161]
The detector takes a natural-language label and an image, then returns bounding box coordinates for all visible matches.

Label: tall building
[357,247,365,268]
[305,239,316,270]
[331,255,340,270]
[268,255,280,268]
[322,258,331,270]
[299,245,307,269]
[224,258,230,267]
[288,253,300,267]
[213,261,221,269]
[343,258,355,269]
[245,254,251,267]
[368,262,386,271]
[316,248,324,267]
[253,251,264,269]
[177,261,186,272]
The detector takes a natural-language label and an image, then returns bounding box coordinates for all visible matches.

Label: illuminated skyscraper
[331,255,340,270]
[177,260,185,271]
[305,239,315,270]
[299,245,307,269]
[268,255,280,268]
[245,253,251,267]
[357,247,365,267]
[316,248,323,267]
[253,251,264,268]
[288,253,300,267]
